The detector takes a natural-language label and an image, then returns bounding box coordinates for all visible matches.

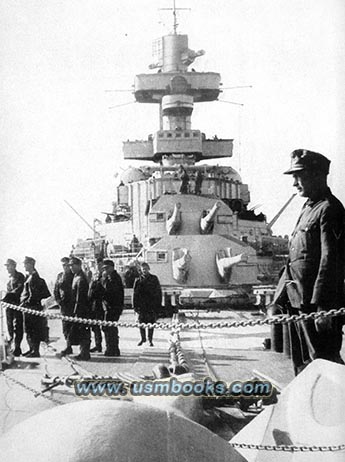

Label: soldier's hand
[314,314,332,333]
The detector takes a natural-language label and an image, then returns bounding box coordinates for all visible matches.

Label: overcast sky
[1,0,345,285]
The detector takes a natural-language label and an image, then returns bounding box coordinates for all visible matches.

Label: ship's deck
[1,308,344,438]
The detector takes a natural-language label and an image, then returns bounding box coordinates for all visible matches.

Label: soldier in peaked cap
[273,149,345,375]
[2,259,25,356]
[68,256,91,360]
[100,259,124,356]
[20,257,51,357]
[133,262,162,347]
[88,256,105,354]
[54,257,74,355]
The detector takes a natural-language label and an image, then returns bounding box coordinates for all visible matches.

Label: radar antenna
[160,0,190,34]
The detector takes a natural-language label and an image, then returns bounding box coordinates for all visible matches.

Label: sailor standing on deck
[194,170,203,195]
[274,149,345,375]
[2,259,25,356]
[178,165,189,194]
[100,259,124,356]
[68,257,91,361]
[133,262,162,347]
[54,257,74,356]
[88,257,104,353]
[20,257,51,358]
[123,262,140,288]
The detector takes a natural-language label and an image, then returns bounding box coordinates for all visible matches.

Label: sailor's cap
[284,149,330,175]
[23,256,36,265]
[4,258,16,266]
[101,259,114,269]
[69,257,82,266]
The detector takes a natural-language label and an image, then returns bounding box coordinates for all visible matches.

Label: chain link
[2,301,345,330]
[0,370,64,406]
[1,305,344,453]
[229,442,345,452]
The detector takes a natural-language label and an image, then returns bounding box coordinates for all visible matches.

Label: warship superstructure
[72,11,289,307]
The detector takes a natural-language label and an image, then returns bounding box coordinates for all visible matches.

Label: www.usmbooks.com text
[74,377,273,398]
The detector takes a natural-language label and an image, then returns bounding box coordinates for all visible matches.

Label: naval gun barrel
[200,201,221,234]
[216,252,247,280]
[166,202,182,235]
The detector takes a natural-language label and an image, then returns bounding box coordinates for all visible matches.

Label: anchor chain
[168,316,189,374]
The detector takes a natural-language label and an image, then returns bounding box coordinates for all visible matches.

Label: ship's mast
[172,0,178,34]
[122,4,234,166]
[160,0,190,34]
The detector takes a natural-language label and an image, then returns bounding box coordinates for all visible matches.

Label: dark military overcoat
[54,270,74,315]
[288,188,345,310]
[68,270,90,345]
[20,271,51,342]
[276,188,345,373]
[133,273,162,323]
[101,269,124,320]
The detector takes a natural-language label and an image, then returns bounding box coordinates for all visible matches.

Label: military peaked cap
[60,257,70,264]
[4,258,16,266]
[69,257,82,266]
[101,259,114,269]
[284,149,330,175]
[23,256,36,265]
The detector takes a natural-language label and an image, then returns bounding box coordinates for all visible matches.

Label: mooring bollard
[283,323,291,357]
[267,304,283,353]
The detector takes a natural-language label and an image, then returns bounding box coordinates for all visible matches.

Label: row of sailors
[2,256,162,361]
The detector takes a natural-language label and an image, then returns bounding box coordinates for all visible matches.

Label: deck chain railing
[229,442,345,452]
[1,301,345,330]
[1,302,345,453]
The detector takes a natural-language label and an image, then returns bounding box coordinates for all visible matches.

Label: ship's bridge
[123,131,233,162]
